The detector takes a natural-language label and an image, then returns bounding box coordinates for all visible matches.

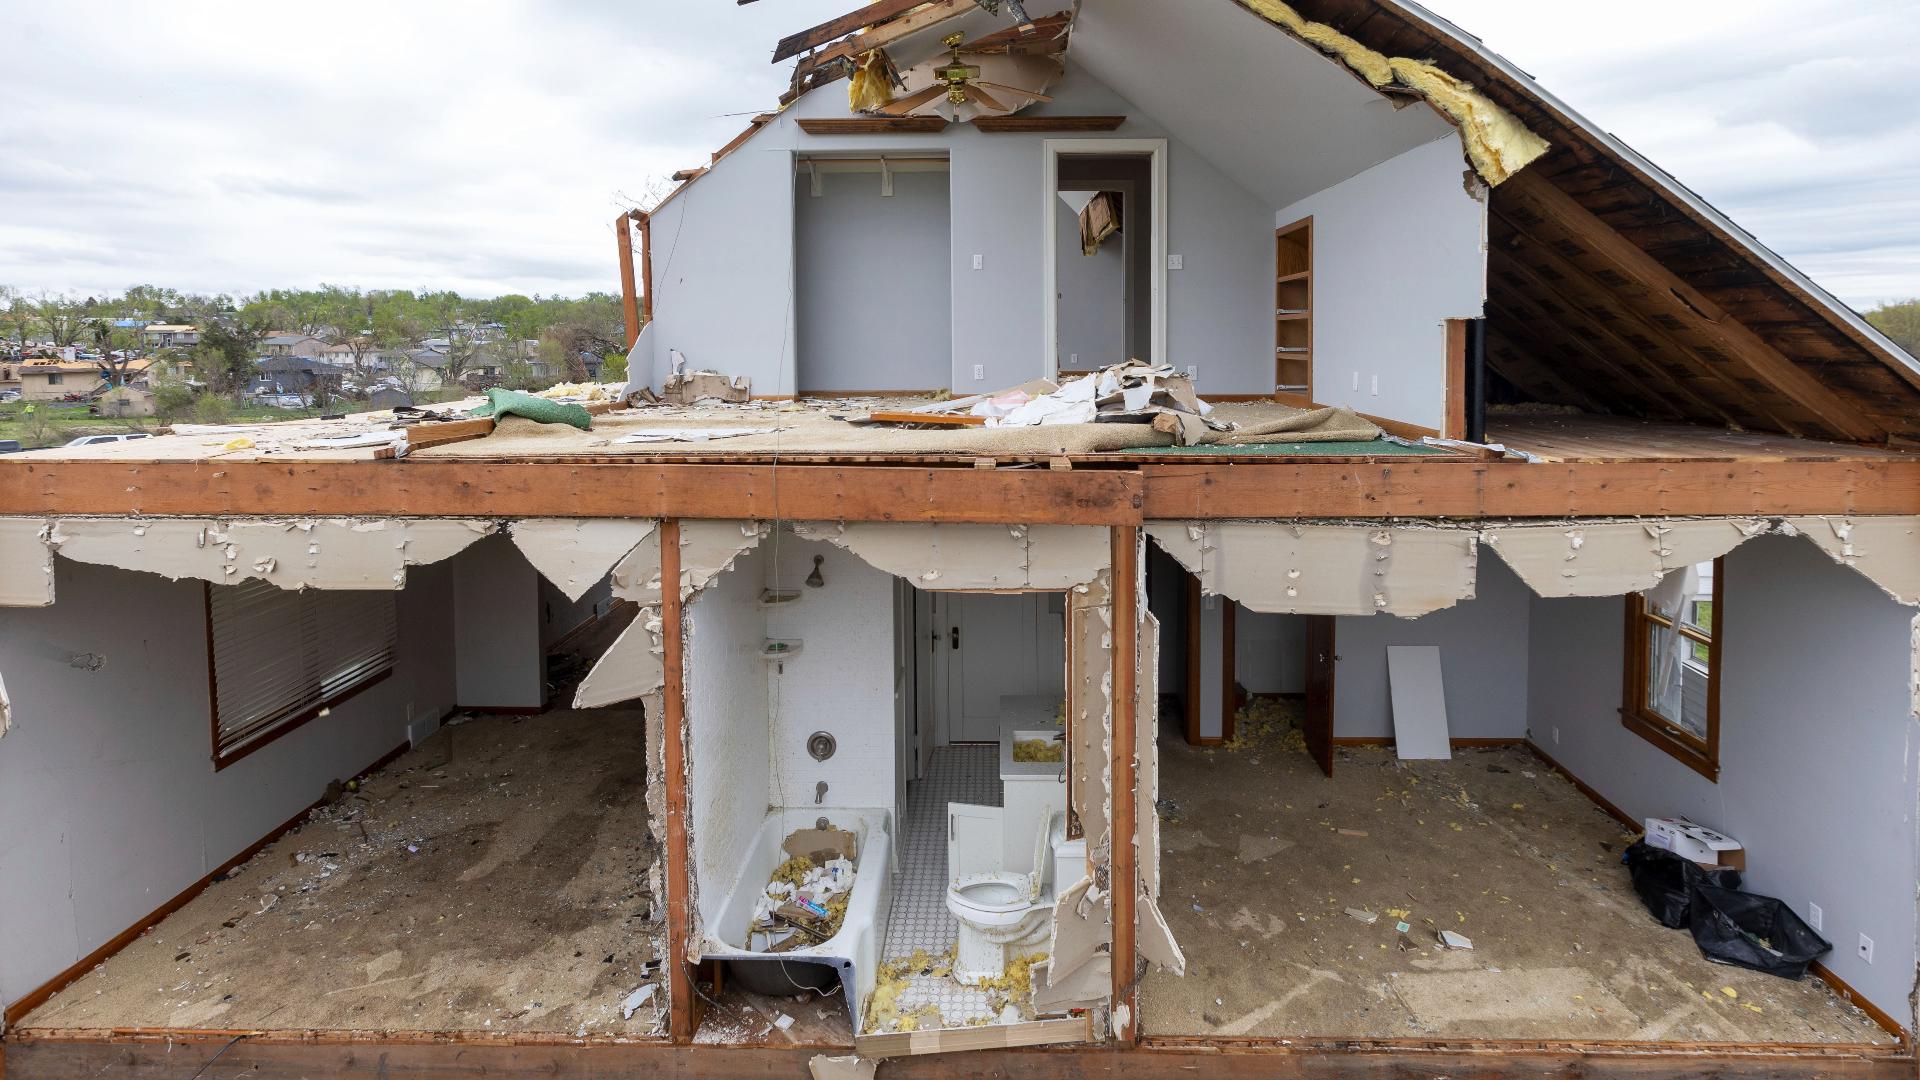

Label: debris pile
[875,360,1227,445]
[748,848,858,952]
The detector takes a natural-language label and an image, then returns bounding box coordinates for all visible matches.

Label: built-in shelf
[1275,217,1313,398]
[761,639,804,660]
[973,114,1127,133]
[760,589,801,608]
[796,116,949,135]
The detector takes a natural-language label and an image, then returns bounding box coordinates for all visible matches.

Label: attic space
[680,527,1086,1041]
[1140,528,1916,1046]
[0,535,665,1038]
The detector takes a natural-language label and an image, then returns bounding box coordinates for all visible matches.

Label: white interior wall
[645,59,1275,397]
[1527,535,1920,1021]
[452,533,543,710]
[0,556,456,1011]
[794,167,952,392]
[1055,192,1129,370]
[1274,135,1488,429]
[539,576,612,650]
[686,543,774,933]
[1236,609,1308,695]
[1333,552,1531,740]
[762,538,898,813]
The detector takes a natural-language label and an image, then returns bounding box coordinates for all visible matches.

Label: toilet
[945,809,1083,985]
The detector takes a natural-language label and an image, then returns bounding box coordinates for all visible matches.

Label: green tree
[193,313,274,400]
[33,292,86,347]
[1866,299,1920,360]
[0,286,34,347]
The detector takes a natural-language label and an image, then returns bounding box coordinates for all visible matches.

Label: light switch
[1168,254,1184,270]
[972,254,984,270]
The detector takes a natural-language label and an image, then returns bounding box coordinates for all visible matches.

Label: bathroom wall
[686,543,773,931]
[762,537,899,815]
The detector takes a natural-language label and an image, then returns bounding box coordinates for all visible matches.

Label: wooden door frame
[1042,139,1168,378]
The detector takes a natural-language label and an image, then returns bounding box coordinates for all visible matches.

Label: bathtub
[701,807,894,1026]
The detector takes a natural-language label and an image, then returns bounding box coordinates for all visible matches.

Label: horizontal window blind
[209,579,397,763]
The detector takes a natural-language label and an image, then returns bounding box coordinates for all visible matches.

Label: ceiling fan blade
[964,83,1009,112]
[970,81,1052,102]
[876,82,948,116]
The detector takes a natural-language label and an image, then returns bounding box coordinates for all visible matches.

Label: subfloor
[1138,697,1895,1045]
[18,706,662,1037]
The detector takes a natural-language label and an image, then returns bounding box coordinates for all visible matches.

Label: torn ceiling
[509,519,658,603]
[1147,522,1482,617]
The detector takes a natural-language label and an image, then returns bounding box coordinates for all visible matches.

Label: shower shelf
[759,589,802,608]
[761,639,804,660]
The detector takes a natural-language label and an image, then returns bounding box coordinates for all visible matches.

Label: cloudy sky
[2,0,1913,307]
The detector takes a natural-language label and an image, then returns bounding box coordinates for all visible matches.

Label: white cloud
[0,0,1913,306]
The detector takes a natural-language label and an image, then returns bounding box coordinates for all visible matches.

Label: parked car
[0,389,21,402]
[62,433,155,447]
[0,440,22,453]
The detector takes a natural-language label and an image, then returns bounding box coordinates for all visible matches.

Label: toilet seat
[949,872,1045,918]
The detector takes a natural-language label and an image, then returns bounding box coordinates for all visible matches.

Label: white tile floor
[879,744,1005,1029]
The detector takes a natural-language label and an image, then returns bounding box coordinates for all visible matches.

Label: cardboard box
[1645,817,1744,871]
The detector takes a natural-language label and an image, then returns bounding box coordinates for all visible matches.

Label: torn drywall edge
[680,520,770,596]
[574,611,666,709]
[1482,518,1766,598]
[1138,891,1186,976]
[0,670,10,742]
[1783,517,1920,607]
[510,518,659,602]
[1146,522,1479,616]
[43,517,497,591]
[792,522,1107,591]
[1138,606,1161,900]
[0,518,54,606]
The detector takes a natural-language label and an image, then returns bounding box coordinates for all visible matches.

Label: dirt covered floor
[1139,697,1895,1045]
[19,707,662,1037]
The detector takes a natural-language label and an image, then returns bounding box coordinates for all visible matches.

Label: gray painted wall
[795,168,952,392]
[1274,135,1487,430]
[1236,609,1308,695]
[638,59,1276,397]
[1055,192,1129,370]
[0,557,457,1010]
[1332,553,1531,740]
[453,533,542,710]
[1527,535,1919,1020]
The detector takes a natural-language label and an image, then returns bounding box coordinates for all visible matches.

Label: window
[46,372,63,385]
[207,579,398,769]
[1622,558,1721,780]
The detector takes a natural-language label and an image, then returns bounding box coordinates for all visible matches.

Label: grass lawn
[0,400,325,449]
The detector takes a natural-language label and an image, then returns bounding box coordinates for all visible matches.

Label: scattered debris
[1439,930,1474,950]
[1344,908,1379,925]
[661,367,751,406]
[621,983,658,1020]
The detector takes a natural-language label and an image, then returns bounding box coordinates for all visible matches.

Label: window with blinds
[207,578,398,768]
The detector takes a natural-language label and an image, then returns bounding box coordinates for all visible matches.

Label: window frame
[1620,556,1722,781]
[204,582,395,771]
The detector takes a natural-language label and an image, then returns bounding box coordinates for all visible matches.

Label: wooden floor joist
[4,458,1914,521]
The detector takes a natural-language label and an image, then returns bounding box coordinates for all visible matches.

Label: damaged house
[4,1,1920,1077]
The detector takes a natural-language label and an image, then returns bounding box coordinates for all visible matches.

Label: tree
[33,292,86,347]
[0,286,33,348]
[87,319,142,386]
[1866,299,1920,360]
[192,312,274,400]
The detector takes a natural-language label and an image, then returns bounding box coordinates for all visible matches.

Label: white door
[933,593,1068,744]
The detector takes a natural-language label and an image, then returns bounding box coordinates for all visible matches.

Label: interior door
[1304,615,1336,778]
[936,593,1066,744]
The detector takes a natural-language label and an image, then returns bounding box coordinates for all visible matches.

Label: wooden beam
[1109,524,1139,1045]
[7,1034,1909,1079]
[973,115,1126,133]
[1444,318,1468,442]
[1501,171,1884,443]
[807,0,972,71]
[772,0,929,63]
[796,116,950,135]
[0,461,1146,524]
[659,519,695,1042]
[615,212,641,350]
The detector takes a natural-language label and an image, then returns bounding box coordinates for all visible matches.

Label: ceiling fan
[874,31,1053,116]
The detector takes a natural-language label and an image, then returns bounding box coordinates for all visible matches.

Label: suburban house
[259,333,328,359]
[139,323,199,348]
[15,359,96,401]
[2,3,1918,1080]
[250,355,350,399]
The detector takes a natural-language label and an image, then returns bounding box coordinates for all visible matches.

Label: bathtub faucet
[815,780,829,805]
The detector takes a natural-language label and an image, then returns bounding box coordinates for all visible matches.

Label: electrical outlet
[1858,934,1874,964]
[1807,903,1823,932]
[1351,372,1360,392]
[1070,353,1079,366]
[1168,254,1184,270]
[972,364,985,381]
[972,254,984,270]
[1370,374,1380,396]
[1185,365,1198,379]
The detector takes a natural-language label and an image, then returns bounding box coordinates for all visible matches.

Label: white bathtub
[700,807,894,1025]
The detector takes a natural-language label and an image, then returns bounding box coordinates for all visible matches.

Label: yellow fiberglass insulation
[848,49,895,112]
[1241,0,1549,185]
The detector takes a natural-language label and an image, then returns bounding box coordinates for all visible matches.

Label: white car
[63,433,156,447]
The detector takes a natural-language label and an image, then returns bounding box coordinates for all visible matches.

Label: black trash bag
[1688,883,1831,980]
[1623,841,1740,929]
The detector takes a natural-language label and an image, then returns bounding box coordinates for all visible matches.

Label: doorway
[1042,140,1167,378]
[925,591,1067,744]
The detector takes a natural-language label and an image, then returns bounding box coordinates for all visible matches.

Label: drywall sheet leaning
[1481,518,1766,597]
[510,519,657,601]
[43,517,497,590]
[0,518,53,606]
[1135,601,1185,977]
[1147,523,1479,616]
[1049,570,1115,999]
[1386,645,1451,759]
[792,522,1107,591]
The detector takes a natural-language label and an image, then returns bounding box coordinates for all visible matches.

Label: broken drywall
[1481,518,1767,597]
[0,518,53,607]
[509,519,657,602]
[0,670,9,742]
[42,518,497,591]
[1784,517,1920,607]
[1239,0,1549,185]
[1147,522,1480,616]
[792,522,1107,591]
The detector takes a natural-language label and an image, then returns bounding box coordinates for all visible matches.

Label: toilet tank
[1052,834,1086,888]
